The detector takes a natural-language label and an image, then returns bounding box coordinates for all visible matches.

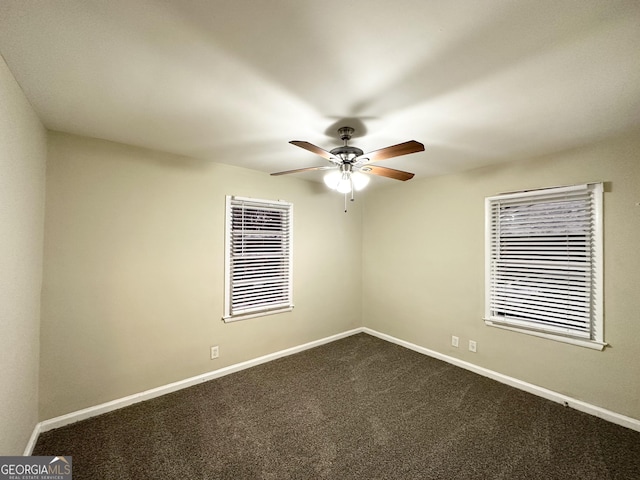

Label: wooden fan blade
[290,141,335,161]
[271,166,335,176]
[360,140,425,163]
[363,165,415,181]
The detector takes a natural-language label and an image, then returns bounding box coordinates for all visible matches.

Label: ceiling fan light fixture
[325,166,370,194]
[276,127,425,209]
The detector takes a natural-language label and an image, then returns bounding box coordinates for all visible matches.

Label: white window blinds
[223,196,293,322]
[485,183,603,346]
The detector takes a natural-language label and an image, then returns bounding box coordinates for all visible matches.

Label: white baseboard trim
[37,328,364,435]
[23,422,42,456]
[29,325,639,452]
[363,327,640,433]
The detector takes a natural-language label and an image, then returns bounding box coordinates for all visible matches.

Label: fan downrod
[330,127,363,162]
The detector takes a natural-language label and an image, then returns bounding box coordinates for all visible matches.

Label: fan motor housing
[330,145,364,162]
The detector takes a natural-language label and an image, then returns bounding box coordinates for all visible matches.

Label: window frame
[484,183,605,350]
[223,195,294,322]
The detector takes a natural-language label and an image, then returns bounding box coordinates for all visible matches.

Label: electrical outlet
[210,345,219,359]
[451,335,459,347]
[469,340,477,353]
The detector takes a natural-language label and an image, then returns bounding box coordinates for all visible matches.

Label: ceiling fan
[271,127,425,205]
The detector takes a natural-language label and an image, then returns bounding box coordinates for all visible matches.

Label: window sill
[484,320,607,351]
[223,306,294,323]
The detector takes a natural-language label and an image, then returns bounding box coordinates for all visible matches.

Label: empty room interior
[1,0,640,478]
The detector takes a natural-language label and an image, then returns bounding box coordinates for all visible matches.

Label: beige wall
[363,129,640,420]
[0,56,47,454]
[40,132,362,419]
[37,127,640,423]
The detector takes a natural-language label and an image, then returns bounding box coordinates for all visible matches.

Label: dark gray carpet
[34,333,640,479]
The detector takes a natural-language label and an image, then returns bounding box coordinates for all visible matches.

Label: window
[485,183,604,350]
[223,196,293,322]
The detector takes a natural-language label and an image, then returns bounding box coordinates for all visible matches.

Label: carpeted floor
[34,333,640,479]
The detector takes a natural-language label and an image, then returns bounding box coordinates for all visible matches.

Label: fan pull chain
[350,176,355,202]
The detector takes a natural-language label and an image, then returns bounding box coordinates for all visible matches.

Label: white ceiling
[1,0,639,185]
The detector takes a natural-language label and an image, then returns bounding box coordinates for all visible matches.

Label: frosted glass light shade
[351,171,370,191]
[323,170,341,189]
[324,168,368,194]
[336,175,352,194]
